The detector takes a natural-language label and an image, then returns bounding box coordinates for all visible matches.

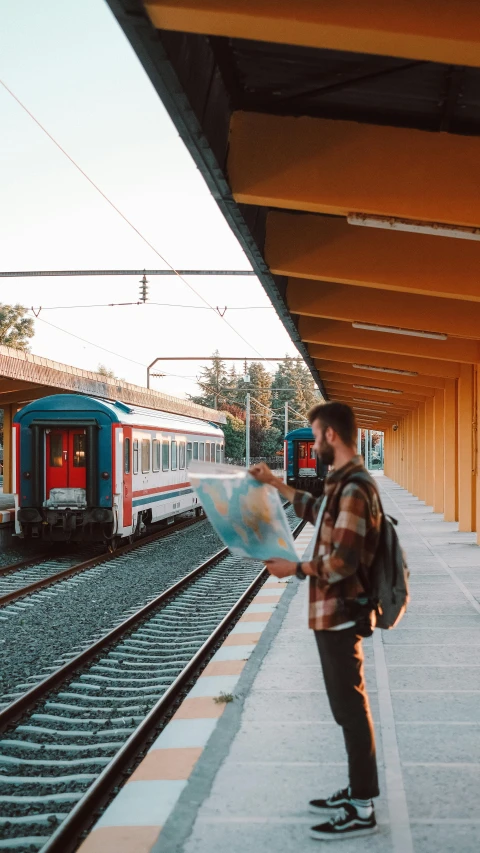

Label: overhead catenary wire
[0,78,273,365]
[28,302,273,312]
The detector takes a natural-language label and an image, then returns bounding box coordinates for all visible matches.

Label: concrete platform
[79,476,480,853]
[0,489,14,523]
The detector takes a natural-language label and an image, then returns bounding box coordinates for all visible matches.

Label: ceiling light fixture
[347,213,480,242]
[352,363,418,377]
[352,322,447,341]
[353,398,393,406]
[353,407,389,414]
[353,385,403,394]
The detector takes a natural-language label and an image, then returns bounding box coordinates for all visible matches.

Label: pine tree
[241,362,273,429]
[271,356,322,428]
[189,351,229,409]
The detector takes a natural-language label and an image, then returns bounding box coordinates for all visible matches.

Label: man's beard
[319,438,334,466]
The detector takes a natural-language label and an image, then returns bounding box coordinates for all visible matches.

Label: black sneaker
[309,787,351,814]
[310,803,377,841]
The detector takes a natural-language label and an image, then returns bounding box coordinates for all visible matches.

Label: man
[250,401,381,841]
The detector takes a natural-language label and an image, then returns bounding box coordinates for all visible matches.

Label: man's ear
[325,425,335,443]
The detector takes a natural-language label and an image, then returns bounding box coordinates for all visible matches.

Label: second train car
[284,426,328,497]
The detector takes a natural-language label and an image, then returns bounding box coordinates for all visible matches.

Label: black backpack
[333,472,410,630]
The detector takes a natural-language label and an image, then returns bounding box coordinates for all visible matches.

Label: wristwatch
[295,562,307,580]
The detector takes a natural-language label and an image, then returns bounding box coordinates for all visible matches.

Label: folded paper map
[188,461,298,561]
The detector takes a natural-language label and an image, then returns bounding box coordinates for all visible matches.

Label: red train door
[297,441,316,473]
[68,430,87,488]
[45,429,87,497]
[123,427,132,527]
[46,430,68,494]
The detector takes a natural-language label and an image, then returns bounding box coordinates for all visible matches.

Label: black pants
[314,627,379,800]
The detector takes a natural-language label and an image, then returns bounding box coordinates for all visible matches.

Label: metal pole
[284,401,289,436]
[357,428,362,454]
[366,430,370,470]
[246,393,251,469]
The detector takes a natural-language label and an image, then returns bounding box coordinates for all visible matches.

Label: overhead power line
[0,79,269,364]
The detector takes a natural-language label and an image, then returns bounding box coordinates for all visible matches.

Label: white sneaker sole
[310,825,378,841]
[309,803,349,815]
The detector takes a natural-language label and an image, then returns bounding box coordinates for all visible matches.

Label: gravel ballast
[1,519,224,701]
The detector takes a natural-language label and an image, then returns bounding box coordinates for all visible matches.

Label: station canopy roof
[108,0,480,429]
[0,345,226,423]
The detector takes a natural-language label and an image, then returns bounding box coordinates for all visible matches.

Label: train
[13,394,225,546]
[284,426,328,497]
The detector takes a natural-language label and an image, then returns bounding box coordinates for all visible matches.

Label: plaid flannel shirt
[293,455,382,630]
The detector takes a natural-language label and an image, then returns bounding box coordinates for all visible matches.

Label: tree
[97,364,125,381]
[271,356,321,427]
[0,304,34,351]
[241,362,273,429]
[97,364,116,378]
[223,411,246,458]
[189,351,231,409]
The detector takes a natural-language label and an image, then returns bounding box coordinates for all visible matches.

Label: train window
[142,439,150,473]
[199,442,205,461]
[49,434,63,467]
[133,440,139,474]
[310,446,316,459]
[124,438,131,474]
[193,441,199,460]
[187,442,193,466]
[179,441,186,470]
[73,434,86,467]
[299,444,306,459]
[152,439,160,472]
[162,440,169,471]
[171,440,177,470]
[205,442,210,462]
[221,443,224,462]
[216,444,221,463]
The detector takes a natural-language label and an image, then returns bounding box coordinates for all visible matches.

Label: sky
[0,0,299,400]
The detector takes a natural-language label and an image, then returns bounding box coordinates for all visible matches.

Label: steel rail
[0,514,202,607]
[41,516,306,853]
[0,554,52,578]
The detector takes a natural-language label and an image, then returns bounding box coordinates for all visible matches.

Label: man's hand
[249,461,277,486]
[265,558,297,578]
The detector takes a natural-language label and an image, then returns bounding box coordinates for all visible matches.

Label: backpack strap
[328,470,381,597]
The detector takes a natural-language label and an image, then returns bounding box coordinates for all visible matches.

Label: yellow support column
[400,418,406,488]
[417,405,426,502]
[434,391,445,514]
[412,408,419,499]
[2,405,13,495]
[407,413,414,494]
[457,365,476,531]
[444,379,458,521]
[425,397,435,508]
[475,368,480,545]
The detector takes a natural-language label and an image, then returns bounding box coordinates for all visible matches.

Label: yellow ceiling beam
[299,318,480,364]
[317,361,445,389]
[266,212,480,303]
[324,378,427,401]
[309,345,461,379]
[288,280,480,339]
[321,373,433,398]
[145,1,480,67]
[229,112,480,229]
[333,395,417,415]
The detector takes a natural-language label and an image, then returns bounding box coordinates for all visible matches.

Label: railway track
[0,505,304,853]
[0,514,202,608]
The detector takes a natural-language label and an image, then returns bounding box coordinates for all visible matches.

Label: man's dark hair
[308,401,357,448]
